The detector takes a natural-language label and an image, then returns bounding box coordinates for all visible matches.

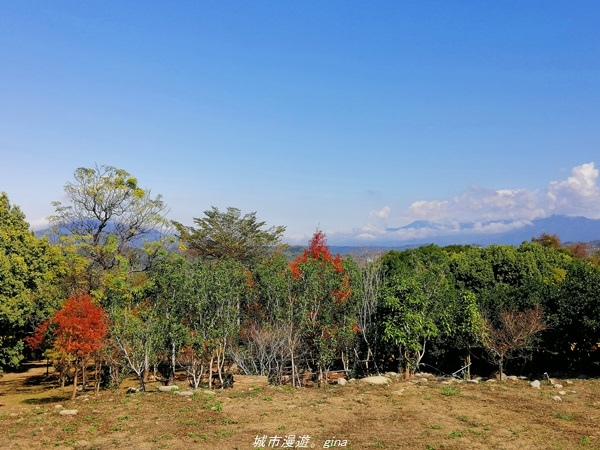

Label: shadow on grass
[3,361,49,374]
[22,395,70,405]
[22,374,57,386]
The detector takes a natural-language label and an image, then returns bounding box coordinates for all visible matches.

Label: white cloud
[547,162,600,216]
[369,206,391,219]
[332,162,600,245]
[407,200,450,221]
[356,233,377,240]
[406,162,600,223]
[27,217,50,231]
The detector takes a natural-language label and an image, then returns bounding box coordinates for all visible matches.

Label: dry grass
[1,363,599,449]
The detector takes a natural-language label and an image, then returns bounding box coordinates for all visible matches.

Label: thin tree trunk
[208,354,214,389]
[71,359,79,400]
[82,358,87,389]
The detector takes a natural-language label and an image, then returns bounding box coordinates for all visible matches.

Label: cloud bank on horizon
[337,162,600,245]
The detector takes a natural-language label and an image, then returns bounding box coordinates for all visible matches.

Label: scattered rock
[486,379,497,383]
[418,377,429,383]
[54,404,63,409]
[337,378,347,386]
[506,375,518,381]
[552,396,562,402]
[391,388,405,395]
[558,391,567,395]
[565,380,573,385]
[418,372,436,378]
[492,372,507,381]
[530,380,541,389]
[467,379,479,384]
[359,376,391,385]
[59,409,78,416]
[158,385,179,392]
[176,391,195,396]
[553,384,564,389]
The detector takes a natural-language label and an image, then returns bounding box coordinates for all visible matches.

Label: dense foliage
[3,168,600,392]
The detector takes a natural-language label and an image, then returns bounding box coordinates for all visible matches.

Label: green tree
[173,206,285,266]
[546,259,600,371]
[0,192,65,370]
[380,246,454,378]
[50,165,170,293]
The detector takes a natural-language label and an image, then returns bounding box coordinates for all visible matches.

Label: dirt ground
[1,363,599,450]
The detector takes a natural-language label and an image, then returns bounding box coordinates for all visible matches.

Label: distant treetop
[173,206,286,265]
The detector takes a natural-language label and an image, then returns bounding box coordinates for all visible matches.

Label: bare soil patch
[1,364,599,449]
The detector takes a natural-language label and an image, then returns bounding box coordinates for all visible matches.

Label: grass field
[1,362,599,449]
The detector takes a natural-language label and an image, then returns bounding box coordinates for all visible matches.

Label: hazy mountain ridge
[36,215,600,255]
[380,215,600,247]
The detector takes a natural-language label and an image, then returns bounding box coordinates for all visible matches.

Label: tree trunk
[170,342,176,385]
[208,354,214,389]
[465,352,471,381]
[82,358,87,389]
[71,359,79,400]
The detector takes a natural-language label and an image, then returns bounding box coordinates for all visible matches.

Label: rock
[530,380,541,389]
[506,375,518,381]
[565,380,573,385]
[391,388,405,395]
[176,391,195,396]
[418,372,436,378]
[558,391,567,395]
[337,378,347,386]
[59,409,78,416]
[486,379,497,383]
[418,377,429,383]
[493,372,507,381]
[552,396,562,402]
[54,404,63,409]
[158,385,179,392]
[359,376,391,385]
[553,384,563,389]
[467,379,479,384]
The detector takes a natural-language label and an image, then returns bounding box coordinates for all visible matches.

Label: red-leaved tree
[290,231,358,385]
[27,293,108,399]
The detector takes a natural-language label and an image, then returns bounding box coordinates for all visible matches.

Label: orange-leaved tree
[27,293,108,399]
[290,230,359,385]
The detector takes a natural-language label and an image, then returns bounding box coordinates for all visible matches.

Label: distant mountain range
[375,215,600,247]
[38,215,600,258]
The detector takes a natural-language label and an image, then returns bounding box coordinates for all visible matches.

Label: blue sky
[1,1,599,245]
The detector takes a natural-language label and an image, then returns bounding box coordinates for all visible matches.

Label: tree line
[1,165,600,399]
